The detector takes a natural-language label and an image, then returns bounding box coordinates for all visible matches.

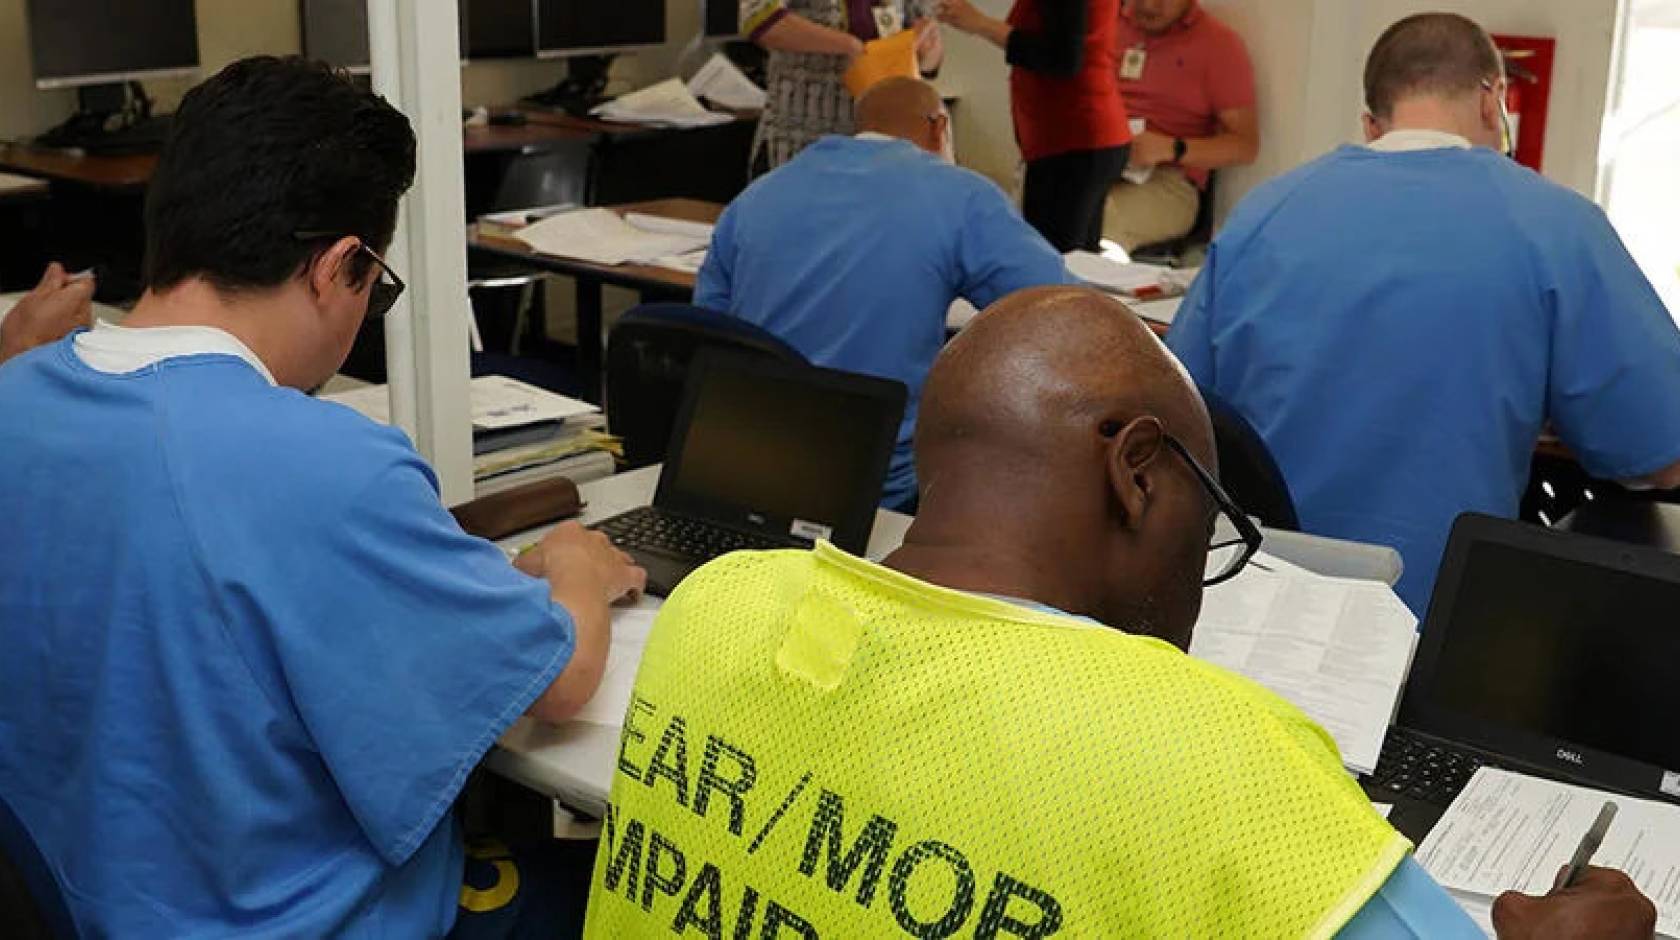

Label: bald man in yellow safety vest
[583,287,1655,938]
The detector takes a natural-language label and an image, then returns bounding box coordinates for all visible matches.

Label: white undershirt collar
[1367,129,1473,153]
[72,321,277,386]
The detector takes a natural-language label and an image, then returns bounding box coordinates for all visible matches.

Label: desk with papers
[468,198,722,402]
[484,466,1407,818]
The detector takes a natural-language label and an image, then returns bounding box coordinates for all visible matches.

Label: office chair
[606,304,807,469]
[0,793,76,940]
[1202,387,1300,531]
[1130,172,1217,267]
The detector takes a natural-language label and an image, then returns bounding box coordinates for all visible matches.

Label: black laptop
[594,350,907,596]
[1364,513,1680,841]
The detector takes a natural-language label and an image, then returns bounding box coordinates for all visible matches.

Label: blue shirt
[993,595,1474,935]
[1168,144,1680,613]
[696,134,1071,509]
[0,341,574,937]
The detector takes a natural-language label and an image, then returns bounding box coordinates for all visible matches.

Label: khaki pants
[1103,166,1201,252]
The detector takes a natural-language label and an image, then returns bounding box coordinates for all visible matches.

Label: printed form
[1420,768,1680,937]
[1190,554,1417,774]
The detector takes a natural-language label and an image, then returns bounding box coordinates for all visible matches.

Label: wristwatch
[1171,137,1188,165]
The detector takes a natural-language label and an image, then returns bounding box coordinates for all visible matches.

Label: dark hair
[143,56,416,293]
[1363,13,1502,120]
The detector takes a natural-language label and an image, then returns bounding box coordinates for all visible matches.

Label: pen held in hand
[1560,800,1618,889]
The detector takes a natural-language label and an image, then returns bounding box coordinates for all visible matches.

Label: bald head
[856,78,950,157]
[919,286,1212,477]
[890,286,1218,646]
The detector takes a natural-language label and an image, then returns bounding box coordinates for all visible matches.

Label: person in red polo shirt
[1106,0,1258,251]
[936,0,1132,253]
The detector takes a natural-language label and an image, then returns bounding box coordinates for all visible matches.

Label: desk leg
[576,276,605,405]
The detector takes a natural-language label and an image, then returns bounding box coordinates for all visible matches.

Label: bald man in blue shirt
[1167,13,1680,614]
[696,77,1071,510]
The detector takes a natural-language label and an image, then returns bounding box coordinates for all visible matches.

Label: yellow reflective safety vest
[585,543,1408,939]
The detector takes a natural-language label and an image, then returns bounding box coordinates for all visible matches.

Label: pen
[1559,800,1617,889]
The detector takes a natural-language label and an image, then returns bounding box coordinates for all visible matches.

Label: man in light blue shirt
[696,77,1071,510]
[1167,13,1680,614]
[0,58,642,937]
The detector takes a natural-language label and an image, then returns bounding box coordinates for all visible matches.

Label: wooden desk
[467,198,723,403]
[0,144,156,190]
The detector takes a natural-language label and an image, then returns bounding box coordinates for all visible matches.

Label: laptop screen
[1405,514,1680,798]
[655,352,906,553]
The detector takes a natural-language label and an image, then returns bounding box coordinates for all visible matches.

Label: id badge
[1120,46,1147,81]
[873,3,904,36]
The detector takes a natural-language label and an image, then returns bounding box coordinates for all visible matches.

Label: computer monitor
[536,0,667,58]
[300,0,476,71]
[26,0,200,90]
[703,0,739,37]
[466,0,539,59]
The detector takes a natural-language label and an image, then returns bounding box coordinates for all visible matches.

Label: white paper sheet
[573,601,662,726]
[623,212,715,242]
[592,78,733,128]
[1419,768,1680,937]
[1065,250,1170,295]
[514,207,710,266]
[687,53,767,111]
[1189,555,1417,774]
[321,375,597,430]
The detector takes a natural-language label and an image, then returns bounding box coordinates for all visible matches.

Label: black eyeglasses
[1162,435,1263,586]
[1100,420,1263,586]
[293,231,406,319]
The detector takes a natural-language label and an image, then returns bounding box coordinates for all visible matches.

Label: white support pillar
[368,0,475,506]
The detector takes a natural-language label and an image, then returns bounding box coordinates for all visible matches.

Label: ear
[1361,112,1383,144]
[1105,416,1166,533]
[306,236,365,304]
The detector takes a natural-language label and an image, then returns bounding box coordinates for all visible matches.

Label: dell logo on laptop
[1557,748,1585,766]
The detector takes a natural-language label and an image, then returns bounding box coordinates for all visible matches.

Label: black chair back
[606,304,808,468]
[1203,388,1299,531]
[0,793,75,939]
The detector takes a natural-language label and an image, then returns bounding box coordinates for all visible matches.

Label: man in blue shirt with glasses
[0,57,642,937]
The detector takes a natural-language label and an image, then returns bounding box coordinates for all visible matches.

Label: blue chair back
[606,304,807,468]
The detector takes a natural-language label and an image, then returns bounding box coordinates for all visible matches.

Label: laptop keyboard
[594,506,793,563]
[1368,728,1494,806]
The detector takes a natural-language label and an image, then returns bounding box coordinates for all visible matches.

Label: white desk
[484,465,1399,817]
[0,172,47,200]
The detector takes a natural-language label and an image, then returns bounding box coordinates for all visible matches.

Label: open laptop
[1364,513,1680,841]
[594,350,906,596]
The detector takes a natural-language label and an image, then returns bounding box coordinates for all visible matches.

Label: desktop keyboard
[1367,728,1494,806]
[594,507,792,563]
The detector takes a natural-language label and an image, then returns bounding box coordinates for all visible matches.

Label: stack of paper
[1420,768,1680,938]
[322,375,597,434]
[592,78,733,128]
[513,208,713,266]
[473,428,621,495]
[1189,553,1418,775]
[687,53,766,111]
